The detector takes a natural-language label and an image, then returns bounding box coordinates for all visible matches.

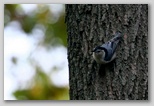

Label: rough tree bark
[65,4,148,100]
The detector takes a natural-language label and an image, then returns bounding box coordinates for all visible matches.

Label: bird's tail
[110,31,122,53]
[111,31,122,42]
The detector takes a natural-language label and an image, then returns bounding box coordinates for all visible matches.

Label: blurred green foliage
[4,4,67,47]
[13,67,69,100]
[4,4,69,100]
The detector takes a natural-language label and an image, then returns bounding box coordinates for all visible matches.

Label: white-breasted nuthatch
[92,31,122,64]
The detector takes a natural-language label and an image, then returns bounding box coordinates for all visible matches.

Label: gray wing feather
[100,32,122,61]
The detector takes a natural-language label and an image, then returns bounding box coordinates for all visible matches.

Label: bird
[92,31,122,64]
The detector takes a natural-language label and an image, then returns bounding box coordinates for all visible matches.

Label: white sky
[4,4,68,100]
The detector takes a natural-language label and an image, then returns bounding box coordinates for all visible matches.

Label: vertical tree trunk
[66,4,148,100]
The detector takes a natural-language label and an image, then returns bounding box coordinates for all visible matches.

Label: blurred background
[4,4,69,100]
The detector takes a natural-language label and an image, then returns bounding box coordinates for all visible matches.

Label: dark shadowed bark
[65,4,148,100]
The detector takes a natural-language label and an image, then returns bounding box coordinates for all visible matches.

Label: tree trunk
[65,4,148,100]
